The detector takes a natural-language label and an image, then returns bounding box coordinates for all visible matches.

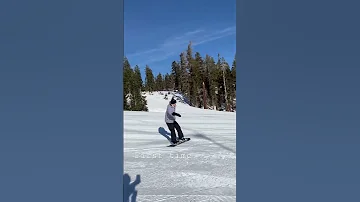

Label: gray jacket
[165,104,176,123]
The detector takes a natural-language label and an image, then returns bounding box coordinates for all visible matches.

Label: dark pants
[166,121,184,142]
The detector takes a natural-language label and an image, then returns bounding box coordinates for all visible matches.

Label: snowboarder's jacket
[165,101,181,123]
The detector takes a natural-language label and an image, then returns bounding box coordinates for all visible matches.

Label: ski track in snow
[124,92,236,202]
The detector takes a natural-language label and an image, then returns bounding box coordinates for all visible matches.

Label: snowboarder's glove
[172,112,181,117]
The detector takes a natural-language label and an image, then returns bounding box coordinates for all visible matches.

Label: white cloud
[127,26,235,65]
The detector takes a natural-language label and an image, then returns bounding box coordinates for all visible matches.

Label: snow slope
[124,92,236,202]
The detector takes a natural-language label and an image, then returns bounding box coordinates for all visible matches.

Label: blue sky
[125,0,235,77]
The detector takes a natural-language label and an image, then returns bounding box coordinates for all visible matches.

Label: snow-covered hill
[124,91,236,202]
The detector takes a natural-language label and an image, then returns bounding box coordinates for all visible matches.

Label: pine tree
[220,57,231,111]
[229,56,236,110]
[201,55,212,109]
[231,56,236,91]
[124,43,235,112]
[123,57,133,110]
[171,61,180,90]
[192,52,203,107]
[131,65,148,111]
[179,52,187,93]
[185,42,194,105]
[164,73,172,91]
[144,65,155,92]
[204,55,217,109]
[155,73,164,91]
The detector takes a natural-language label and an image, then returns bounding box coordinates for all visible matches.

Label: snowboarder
[165,98,185,144]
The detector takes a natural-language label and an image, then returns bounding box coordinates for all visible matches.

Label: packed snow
[124,91,236,202]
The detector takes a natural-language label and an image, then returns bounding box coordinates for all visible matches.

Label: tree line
[124,42,236,112]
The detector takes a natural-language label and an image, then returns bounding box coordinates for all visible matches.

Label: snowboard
[167,138,191,147]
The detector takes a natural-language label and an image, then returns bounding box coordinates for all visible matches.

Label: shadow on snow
[193,133,236,154]
[124,173,141,202]
[158,127,171,142]
[159,127,235,153]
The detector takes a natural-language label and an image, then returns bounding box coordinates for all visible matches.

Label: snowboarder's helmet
[170,98,176,105]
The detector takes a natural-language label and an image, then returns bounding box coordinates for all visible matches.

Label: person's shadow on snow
[124,174,141,202]
[158,127,171,142]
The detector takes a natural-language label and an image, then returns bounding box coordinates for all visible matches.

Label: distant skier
[165,98,185,144]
